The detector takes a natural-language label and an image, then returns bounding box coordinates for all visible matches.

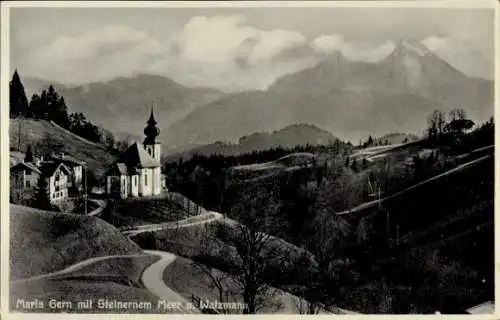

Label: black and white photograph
[2,1,497,315]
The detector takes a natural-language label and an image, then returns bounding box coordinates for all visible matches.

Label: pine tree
[40,90,49,119]
[25,145,34,163]
[32,174,53,211]
[53,96,70,128]
[29,93,42,118]
[367,135,374,146]
[10,70,30,118]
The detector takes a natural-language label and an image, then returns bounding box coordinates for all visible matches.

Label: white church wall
[154,143,161,162]
[141,168,153,196]
[130,174,139,197]
[153,167,161,195]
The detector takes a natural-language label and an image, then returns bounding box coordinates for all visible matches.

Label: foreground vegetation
[155,113,494,314]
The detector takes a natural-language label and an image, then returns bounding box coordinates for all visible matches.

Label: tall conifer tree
[9,70,30,118]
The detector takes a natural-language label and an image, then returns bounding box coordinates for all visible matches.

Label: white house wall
[121,175,128,198]
[73,165,83,185]
[130,174,139,197]
[23,169,39,189]
[49,169,69,203]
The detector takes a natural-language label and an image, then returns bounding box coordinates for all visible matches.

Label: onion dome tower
[143,106,161,162]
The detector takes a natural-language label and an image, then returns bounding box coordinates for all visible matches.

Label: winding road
[11,253,150,284]
[12,210,224,313]
[122,211,225,236]
[141,250,200,314]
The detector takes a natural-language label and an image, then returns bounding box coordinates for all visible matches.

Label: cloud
[311,34,395,63]
[17,15,312,90]
[170,15,307,70]
[14,15,491,91]
[19,25,167,84]
[420,36,450,51]
[311,34,344,54]
[148,15,312,90]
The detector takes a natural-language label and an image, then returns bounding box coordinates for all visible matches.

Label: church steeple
[144,106,160,145]
[147,107,157,126]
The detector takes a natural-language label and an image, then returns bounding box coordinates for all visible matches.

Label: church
[105,108,165,199]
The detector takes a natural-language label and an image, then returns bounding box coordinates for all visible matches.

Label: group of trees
[10,70,104,143]
[159,111,494,313]
[427,108,474,140]
[359,135,391,149]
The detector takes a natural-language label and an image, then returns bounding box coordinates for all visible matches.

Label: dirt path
[141,250,200,314]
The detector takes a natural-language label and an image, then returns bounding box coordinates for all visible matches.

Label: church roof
[118,142,159,169]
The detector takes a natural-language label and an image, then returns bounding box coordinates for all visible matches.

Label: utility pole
[84,165,87,215]
[18,113,22,151]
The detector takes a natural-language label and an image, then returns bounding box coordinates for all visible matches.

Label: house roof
[11,162,42,174]
[38,161,71,177]
[118,142,159,169]
[49,154,86,166]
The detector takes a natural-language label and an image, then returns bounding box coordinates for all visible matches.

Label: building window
[134,176,137,186]
[26,180,30,188]
[145,173,148,186]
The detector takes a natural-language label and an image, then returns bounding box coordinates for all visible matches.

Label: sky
[9,4,495,92]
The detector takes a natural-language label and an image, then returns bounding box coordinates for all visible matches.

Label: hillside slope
[167,123,341,160]
[10,119,116,177]
[10,205,143,280]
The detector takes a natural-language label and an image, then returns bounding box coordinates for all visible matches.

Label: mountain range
[22,74,224,139]
[22,38,494,151]
[163,38,493,146]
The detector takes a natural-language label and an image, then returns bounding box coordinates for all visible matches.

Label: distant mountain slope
[10,119,116,177]
[166,123,341,160]
[164,86,443,147]
[164,39,493,147]
[10,204,143,280]
[22,76,67,97]
[55,74,224,140]
[22,74,224,143]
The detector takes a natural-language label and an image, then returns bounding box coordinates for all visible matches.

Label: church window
[145,173,148,186]
[134,176,137,186]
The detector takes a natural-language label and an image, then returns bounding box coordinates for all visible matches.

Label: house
[106,108,165,199]
[10,161,41,190]
[10,159,72,203]
[38,161,72,203]
[48,152,86,192]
